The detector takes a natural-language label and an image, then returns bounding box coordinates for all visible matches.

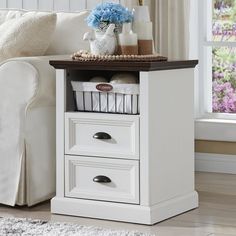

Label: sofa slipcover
[0,9,90,206]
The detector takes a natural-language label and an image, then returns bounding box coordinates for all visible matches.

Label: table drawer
[65,155,140,204]
[65,113,139,159]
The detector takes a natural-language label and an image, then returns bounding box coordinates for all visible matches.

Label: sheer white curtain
[150,0,197,60]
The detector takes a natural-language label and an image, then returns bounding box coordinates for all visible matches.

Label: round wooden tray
[72,51,168,62]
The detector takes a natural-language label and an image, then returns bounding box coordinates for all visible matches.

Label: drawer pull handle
[93,132,111,140]
[93,175,111,183]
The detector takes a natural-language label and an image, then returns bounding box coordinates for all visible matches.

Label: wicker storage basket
[71,81,140,114]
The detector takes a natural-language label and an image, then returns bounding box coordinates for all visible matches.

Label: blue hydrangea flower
[86,2,133,29]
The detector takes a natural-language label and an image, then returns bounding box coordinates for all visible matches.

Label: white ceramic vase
[133,6,150,22]
[118,23,138,55]
[132,5,154,55]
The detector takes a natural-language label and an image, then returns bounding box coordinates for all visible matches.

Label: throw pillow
[0,10,25,25]
[0,12,57,62]
[45,11,90,55]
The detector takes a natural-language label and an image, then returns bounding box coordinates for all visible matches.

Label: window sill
[195,118,236,142]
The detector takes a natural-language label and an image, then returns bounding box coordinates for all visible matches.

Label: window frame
[196,0,236,141]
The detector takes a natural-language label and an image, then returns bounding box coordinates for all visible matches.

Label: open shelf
[65,69,140,114]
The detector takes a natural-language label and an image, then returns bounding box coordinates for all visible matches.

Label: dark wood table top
[49,59,198,72]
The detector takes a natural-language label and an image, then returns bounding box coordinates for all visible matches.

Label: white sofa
[0,9,90,206]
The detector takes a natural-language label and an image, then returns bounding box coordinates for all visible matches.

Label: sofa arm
[0,55,70,206]
[0,55,70,109]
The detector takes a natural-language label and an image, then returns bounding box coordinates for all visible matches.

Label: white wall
[0,0,134,11]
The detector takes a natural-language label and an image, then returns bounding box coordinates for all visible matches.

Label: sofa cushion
[0,10,25,25]
[45,11,90,55]
[0,9,90,55]
[0,12,57,62]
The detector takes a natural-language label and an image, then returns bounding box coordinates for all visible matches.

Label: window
[199,0,236,116]
[196,0,236,142]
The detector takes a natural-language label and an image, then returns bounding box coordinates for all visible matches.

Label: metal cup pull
[93,132,111,140]
[93,175,111,183]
